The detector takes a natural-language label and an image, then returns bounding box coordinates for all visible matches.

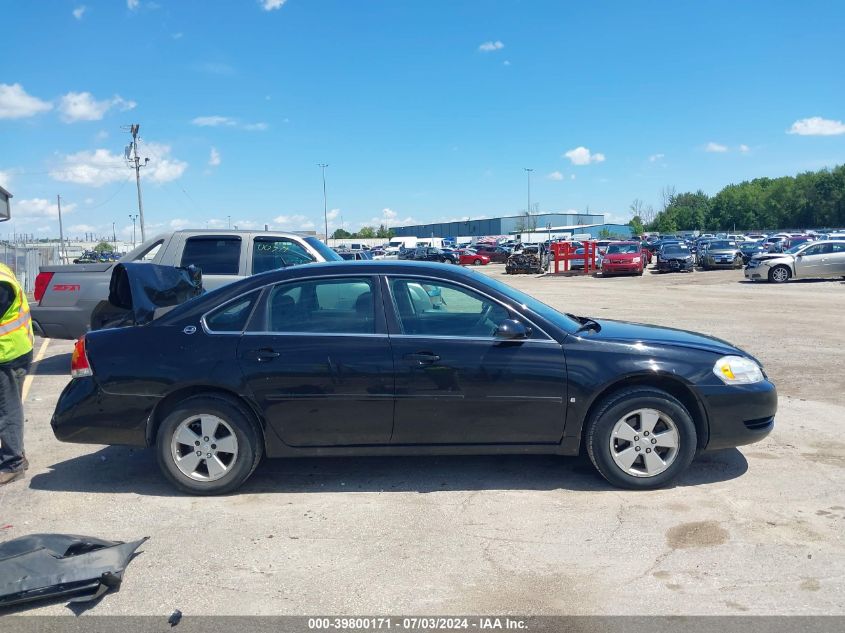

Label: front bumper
[704,258,739,268]
[744,262,768,280]
[699,380,777,450]
[51,377,159,447]
[657,260,694,272]
[602,264,641,275]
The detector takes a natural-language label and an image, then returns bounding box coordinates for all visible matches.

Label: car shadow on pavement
[28,446,748,496]
[31,352,72,376]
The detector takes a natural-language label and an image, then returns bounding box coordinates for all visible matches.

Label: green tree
[331,228,352,239]
[357,226,376,239]
[628,215,645,236]
[93,241,115,253]
[376,224,394,239]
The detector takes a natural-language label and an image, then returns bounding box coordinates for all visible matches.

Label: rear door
[179,235,244,290]
[237,275,394,447]
[829,243,845,275]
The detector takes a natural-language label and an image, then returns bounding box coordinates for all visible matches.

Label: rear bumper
[31,306,90,340]
[700,380,777,450]
[51,377,158,447]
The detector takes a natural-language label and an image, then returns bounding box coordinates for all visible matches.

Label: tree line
[331,223,395,240]
[628,164,845,234]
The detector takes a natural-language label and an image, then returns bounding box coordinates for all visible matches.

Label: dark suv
[413,247,457,264]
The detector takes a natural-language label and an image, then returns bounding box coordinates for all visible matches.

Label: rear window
[204,290,260,332]
[181,236,241,275]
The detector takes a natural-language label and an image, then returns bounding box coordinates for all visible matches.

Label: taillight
[34,272,54,304]
[71,337,93,378]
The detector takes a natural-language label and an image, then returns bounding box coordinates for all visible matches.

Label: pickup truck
[32,229,342,339]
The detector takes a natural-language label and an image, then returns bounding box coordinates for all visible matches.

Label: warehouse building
[391,212,605,238]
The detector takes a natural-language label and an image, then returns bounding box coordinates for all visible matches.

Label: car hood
[604,253,640,260]
[707,248,738,255]
[582,318,741,356]
[751,252,791,262]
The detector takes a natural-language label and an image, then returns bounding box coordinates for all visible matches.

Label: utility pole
[318,163,329,240]
[57,195,67,264]
[127,124,148,242]
[129,214,138,248]
[524,168,534,218]
[227,215,231,229]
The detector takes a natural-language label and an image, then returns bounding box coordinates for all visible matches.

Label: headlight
[713,355,764,384]
[632,257,641,263]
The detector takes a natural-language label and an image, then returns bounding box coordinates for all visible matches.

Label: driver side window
[389,278,509,338]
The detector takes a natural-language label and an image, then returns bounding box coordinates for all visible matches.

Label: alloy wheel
[609,408,679,478]
[170,414,239,482]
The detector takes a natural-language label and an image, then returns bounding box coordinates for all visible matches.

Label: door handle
[245,348,281,362]
[405,352,440,365]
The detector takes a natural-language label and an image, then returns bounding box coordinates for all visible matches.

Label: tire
[734,256,742,269]
[585,387,697,490]
[473,258,482,266]
[156,395,263,495]
[768,265,791,284]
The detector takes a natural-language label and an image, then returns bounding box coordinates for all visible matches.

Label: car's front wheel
[156,395,263,495]
[768,265,791,283]
[473,258,482,265]
[585,387,697,489]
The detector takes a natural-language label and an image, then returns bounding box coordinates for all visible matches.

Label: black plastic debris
[90,262,203,331]
[168,608,183,627]
[0,534,147,608]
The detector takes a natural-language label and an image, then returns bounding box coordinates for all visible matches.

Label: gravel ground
[1,264,843,616]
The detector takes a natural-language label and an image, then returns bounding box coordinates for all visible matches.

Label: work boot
[22,453,29,471]
[0,470,25,486]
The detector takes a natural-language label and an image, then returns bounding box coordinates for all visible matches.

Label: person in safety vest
[0,263,34,485]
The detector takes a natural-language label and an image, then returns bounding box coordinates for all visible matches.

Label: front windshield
[663,247,689,256]
[786,243,809,254]
[607,244,640,254]
[710,241,737,249]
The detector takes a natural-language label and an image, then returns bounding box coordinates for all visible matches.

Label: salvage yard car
[52,261,776,495]
[744,239,845,283]
[656,244,695,273]
[600,242,645,276]
[700,240,744,270]
[32,230,342,340]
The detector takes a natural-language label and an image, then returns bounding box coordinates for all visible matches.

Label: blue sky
[1,0,844,240]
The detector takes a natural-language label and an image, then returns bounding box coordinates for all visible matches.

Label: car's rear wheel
[585,387,697,489]
[156,395,263,495]
[768,265,791,283]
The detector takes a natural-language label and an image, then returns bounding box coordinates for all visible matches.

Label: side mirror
[495,319,530,340]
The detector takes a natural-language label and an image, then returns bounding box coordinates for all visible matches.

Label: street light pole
[129,214,138,248]
[524,167,534,234]
[318,163,329,241]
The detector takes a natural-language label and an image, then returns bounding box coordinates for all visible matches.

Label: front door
[238,276,394,447]
[385,276,567,445]
[795,243,832,278]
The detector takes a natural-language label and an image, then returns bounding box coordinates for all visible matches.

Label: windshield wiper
[566,313,602,334]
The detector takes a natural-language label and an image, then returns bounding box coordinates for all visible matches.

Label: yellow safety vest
[0,264,34,363]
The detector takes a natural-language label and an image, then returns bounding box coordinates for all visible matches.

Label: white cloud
[15,198,77,221]
[478,41,504,52]
[69,223,97,233]
[50,142,187,187]
[261,0,287,10]
[546,171,564,181]
[191,115,267,131]
[208,147,221,166]
[648,153,665,162]
[0,83,52,119]
[563,146,606,165]
[788,116,845,136]
[739,144,750,153]
[58,91,136,122]
[170,218,191,229]
[127,0,139,9]
[365,207,417,228]
[273,214,316,230]
[73,5,87,19]
[0,170,11,190]
[326,208,340,222]
[704,142,728,153]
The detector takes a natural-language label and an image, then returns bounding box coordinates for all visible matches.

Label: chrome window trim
[384,273,554,341]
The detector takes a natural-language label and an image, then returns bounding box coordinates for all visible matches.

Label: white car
[744,240,845,283]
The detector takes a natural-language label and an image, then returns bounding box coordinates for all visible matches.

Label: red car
[601,241,646,276]
[456,249,490,266]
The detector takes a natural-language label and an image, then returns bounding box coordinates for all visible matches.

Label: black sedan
[656,245,695,272]
[53,261,775,494]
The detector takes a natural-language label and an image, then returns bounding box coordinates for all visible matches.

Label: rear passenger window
[181,237,241,275]
[252,237,315,274]
[264,278,375,334]
[205,290,260,332]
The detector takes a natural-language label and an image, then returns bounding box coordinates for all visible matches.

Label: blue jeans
[0,365,27,473]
